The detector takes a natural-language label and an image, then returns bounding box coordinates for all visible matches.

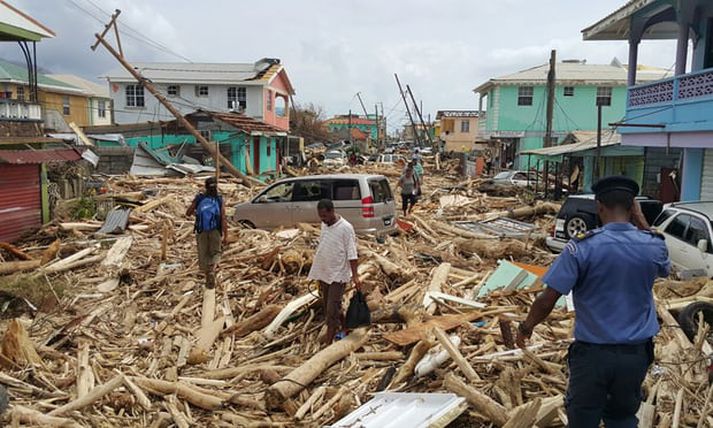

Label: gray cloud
[0,0,679,130]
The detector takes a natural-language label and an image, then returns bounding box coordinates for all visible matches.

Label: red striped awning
[0,148,82,164]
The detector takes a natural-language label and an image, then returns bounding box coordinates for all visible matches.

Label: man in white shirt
[308,199,362,345]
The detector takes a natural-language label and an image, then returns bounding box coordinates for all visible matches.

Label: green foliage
[72,196,97,220]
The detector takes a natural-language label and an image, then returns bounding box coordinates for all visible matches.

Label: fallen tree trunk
[11,405,81,428]
[264,292,318,338]
[265,328,369,409]
[221,304,282,338]
[424,263,452,315]
[390,339,433,387]
[49,375,124,416]
[131,377,223,410]
[0,242,32,260]
[0,259,41,275]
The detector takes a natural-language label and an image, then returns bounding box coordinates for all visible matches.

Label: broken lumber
[390,339,433,387]
[11,405,81,428]
[0,259,41,275]
[188,316,225,364]
[264,292,319,338]
[502,398,542,428]
[266,328,369,408]
[433,327,480,382]
[0,242,32,260]
[444,373,509,427]
[383,311,483,347]
[132,377,223,410]
[1,319,42,367]
[49,374,124,416]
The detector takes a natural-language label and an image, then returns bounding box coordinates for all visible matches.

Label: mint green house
[473,60,669,170]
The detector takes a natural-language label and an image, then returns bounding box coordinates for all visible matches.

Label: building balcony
[624,67,713,135]
[0,99,42,122]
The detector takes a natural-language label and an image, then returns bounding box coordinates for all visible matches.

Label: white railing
[629,67,713,107]
[0,99,42,121]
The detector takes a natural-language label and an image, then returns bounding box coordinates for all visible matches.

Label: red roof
[0,148,82,164]
[351,128,368,141]
[202,111,286,134]
[327,117,375,126]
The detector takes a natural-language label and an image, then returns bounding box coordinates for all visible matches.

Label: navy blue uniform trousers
[566,340,654,428]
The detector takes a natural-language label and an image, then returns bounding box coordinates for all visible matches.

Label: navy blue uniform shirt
[543,222,670,344]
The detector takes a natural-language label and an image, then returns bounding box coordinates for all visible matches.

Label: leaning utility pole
[374,103,380,148]
[356,92,369,117]
[406,84,433,147]
[91,10,261,187]
[394,73,421,146]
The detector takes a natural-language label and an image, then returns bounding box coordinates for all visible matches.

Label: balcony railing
[0,99,42,121]
[628,67,713,108]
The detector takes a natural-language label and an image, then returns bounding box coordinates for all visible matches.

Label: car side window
[293,180,330,202]
[684,217,711,251]
[665,214,690,240]
[333,180,361,201]
[653,209,675,227]
[258,182,294,203]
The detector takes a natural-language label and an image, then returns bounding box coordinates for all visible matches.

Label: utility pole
[91,10,260,186]
[394,73,421,146]
[374,103,380,148]
[544,49,557,199]
[406,85,433,147]
[356,92,369,117]
[348,109,352,145]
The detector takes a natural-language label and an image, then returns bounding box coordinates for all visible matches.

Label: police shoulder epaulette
[572,229,601,242]
[643,228,665,239]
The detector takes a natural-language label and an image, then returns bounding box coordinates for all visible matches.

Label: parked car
[652,202,713,278]
[546,194,663,252]
[233,174,398,235]
[323,150,346,167]
[376,154,405,165]
[492,170,537,187]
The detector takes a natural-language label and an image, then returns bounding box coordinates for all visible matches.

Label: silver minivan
[233,174,398,234]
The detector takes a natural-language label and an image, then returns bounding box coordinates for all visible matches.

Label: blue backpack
[195,194,222,233]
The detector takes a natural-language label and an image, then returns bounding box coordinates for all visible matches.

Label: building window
[98,100,106,118]
[126,85,145,107]
[62,96,70,115]
[167,85,180,97]
[16,86,24,102]
[195,85,209,97]
[227,87,247,110]
[276,95,287,117]
[199,129,211,140]
[517,86,533,106]
[596,87,612,106]
[564,86,575,97]
[460,119,470,133]
[266,91,272,111]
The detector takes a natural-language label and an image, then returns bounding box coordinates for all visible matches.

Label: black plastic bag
[345,291,371,329]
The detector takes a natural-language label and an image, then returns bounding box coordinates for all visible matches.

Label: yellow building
[0,59,92,130]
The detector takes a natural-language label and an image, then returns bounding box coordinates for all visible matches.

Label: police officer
[516,176,670,427]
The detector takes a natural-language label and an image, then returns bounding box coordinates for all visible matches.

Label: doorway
[252,136,261,174]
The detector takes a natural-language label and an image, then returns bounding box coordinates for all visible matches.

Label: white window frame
[596,87,612,106]
[16,86,24,102]
[460,119,470,133]
[227,86,247,110]
[97,100,106,118]
[126,84,145,108]
[195,85,209,97]
[518,86,534,106]
[167,85,180,97]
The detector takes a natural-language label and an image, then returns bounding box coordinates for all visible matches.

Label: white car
[323,150,346,167]
[376,154,405,165]
[492,170,537,187]
[653,202,713,278]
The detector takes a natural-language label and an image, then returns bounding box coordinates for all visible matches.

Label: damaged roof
[105,58,287,86]
[189,110,288,136]
[436,110,479,119]
[0,148,82,164]
[582,0,679,41]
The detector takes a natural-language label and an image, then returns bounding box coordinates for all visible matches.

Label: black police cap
[592,175,639,198]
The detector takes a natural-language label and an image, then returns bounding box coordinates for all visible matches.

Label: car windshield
[325,152,343,159]
[494,172,511,180]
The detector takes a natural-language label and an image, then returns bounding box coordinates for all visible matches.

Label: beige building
[436,110,480,152]
[47,74,112,126]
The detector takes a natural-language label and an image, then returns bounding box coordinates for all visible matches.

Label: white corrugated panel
[701,149,713,201]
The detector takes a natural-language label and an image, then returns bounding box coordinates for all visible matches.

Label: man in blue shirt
[516,176,670,427]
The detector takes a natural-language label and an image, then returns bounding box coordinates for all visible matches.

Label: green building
[473,59,670,170]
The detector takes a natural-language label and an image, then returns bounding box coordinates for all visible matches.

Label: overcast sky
[0,0,679,130]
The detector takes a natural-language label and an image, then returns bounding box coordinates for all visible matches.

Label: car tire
[565,214,595,239]
[678,302,713,341]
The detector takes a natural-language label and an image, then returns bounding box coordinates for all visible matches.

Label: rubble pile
[0,159,711,427]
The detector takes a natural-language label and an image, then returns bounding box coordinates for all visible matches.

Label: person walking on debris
[186,176,227,289]
[308,199,361,345]
[516,176,670,428]
[398,163,420,216]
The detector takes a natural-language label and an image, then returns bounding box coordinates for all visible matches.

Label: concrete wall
[110,82,264,124]
[440,116,479,151]
[94,146,134,175]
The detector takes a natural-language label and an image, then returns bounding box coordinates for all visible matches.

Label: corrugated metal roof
[0,59,84,94]
[96,207,132,235]
[0,148,82,164]
[47,74,110,98]
[105,59,280,84]
[519,131,621,157]
[474,60,672,93]
[200,111,287,135]
[0,0,54,40]
[0,164,41,243]
[436,110,479,119]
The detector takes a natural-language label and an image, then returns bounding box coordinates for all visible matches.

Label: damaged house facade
[105,59,294,132]
[585,0,713,202]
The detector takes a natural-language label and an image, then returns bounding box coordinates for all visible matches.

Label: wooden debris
[444,373,509,427]
[1,319,42,367]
